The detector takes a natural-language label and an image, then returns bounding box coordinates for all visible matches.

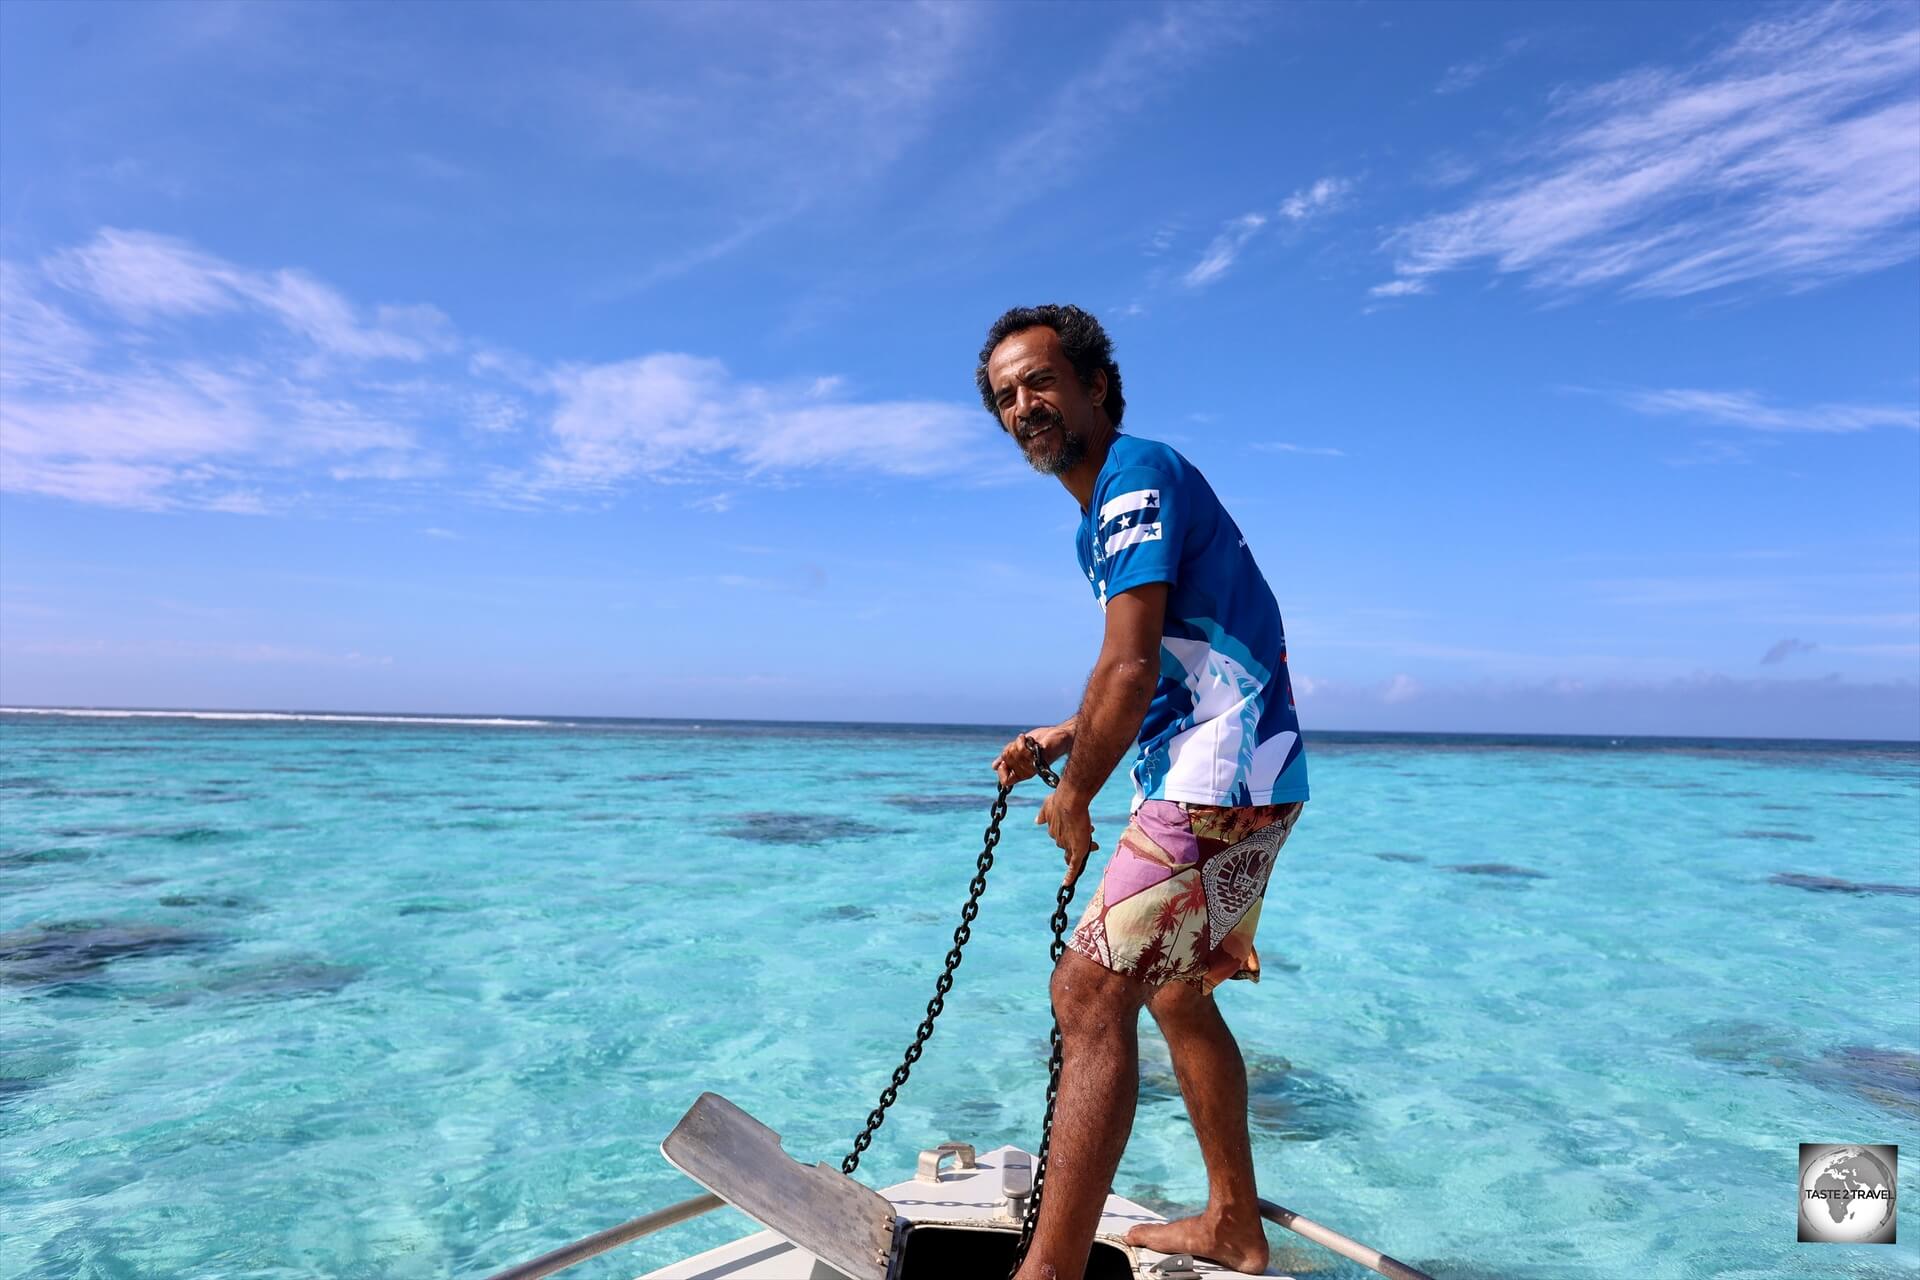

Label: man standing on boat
[982,304,1309,1277]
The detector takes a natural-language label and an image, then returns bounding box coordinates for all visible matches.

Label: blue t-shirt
[1075,435,1309,809]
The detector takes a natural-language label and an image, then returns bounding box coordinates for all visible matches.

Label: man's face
[985,326,1107,477]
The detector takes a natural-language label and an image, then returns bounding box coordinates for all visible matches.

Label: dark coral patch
[0,921,226,988]
[883,794,990,814]
[0,846,92,869]
[195,958,363,1003]
[1443,862,1548,879]
[155,826,240,845]
[1244,1055,1359,1140]
[0,1041,76,1104]
[1141,1051,1358,1142]
[396,900,472,916]
[1770,872,1920,898]
[157,894,257,911]
[1796,1046,1920,1118]
[1685,1019,1799,1073]
[721,813,894,846]
[1374,852,1426,863]
[1736,829,1815,842]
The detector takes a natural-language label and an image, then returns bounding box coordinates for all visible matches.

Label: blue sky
[2,0,1916,738]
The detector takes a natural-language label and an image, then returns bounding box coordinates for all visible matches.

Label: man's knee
[1145,977,1217,1032]
[1050,951,1146,1039]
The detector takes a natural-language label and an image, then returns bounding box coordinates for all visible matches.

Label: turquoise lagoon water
[1,710,1916,1280]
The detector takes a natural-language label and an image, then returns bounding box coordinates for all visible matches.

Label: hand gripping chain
[838,735,1074,1279]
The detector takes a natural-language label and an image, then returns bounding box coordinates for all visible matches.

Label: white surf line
[0,707,561,727]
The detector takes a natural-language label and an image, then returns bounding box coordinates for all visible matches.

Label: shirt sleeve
[1096,464,1180,598]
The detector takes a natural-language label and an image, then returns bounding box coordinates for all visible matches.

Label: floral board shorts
[1067,799,1304,991]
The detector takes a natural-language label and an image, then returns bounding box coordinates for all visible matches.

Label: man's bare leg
[1014,950,1150,1280]
[1122,981,1269,1271]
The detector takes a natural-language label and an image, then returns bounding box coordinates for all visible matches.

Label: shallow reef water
[0,713,1914,1280]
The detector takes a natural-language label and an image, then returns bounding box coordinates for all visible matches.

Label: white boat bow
[635,1092,1279,1280]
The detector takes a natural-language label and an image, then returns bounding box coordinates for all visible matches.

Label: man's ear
[1087,369,1108,406]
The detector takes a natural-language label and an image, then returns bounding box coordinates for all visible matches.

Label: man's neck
[1060,426,1116,512]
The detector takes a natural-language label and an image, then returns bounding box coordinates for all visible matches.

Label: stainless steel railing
[479,1192,723,1280]
[1259,1197,1439,1280]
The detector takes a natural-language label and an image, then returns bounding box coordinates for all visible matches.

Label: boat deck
[638,1143,1288,1279]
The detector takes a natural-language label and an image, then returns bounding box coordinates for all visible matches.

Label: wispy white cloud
[1252,442,1347,457]
[1,243,440,511]
[1277,177,1353,221]
[1184,214,1267,287]
[1379,4,1920,299]
[1617,387,1920,433]
[1662,439,1757,468]
[2,229,998,512]
[1368,278,1428,298]
[983,2,1254,219]
[0,261,98,388]
[576,3,984,290]
[1183,176,1353,288]
[48,229,455,362]
[713,564,827,595]
[1381,673,1421,704]
[609,212,792,295]
[527,354,993,493]
[1435,34,1533,95]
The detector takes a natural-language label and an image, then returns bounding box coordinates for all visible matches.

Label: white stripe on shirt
[1104,521,1163,555]
[1098,488,1160,525]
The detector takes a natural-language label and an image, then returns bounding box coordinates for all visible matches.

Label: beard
[1017,410,1088,476]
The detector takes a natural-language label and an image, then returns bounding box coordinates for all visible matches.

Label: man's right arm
[992,714,1077,786]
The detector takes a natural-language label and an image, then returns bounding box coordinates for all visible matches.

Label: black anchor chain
[838,734,1076,1278]
[1007,875,1076,1276]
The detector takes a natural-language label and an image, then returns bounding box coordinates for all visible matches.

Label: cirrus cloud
[2,229,999,513]
[1375,4,1920,300]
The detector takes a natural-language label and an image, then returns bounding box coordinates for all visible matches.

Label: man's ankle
[1203,1197,1263,1230]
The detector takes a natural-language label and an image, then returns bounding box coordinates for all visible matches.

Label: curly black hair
[974,304,1125,429]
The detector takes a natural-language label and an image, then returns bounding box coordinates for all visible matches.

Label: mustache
[1017,408,1063,437]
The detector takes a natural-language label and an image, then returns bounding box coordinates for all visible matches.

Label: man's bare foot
[1125,1211,1269,1273]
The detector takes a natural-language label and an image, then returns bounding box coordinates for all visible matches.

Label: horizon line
[3,704,1916,748]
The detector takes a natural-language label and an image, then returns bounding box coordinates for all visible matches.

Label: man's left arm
[1038,581,1168,888]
